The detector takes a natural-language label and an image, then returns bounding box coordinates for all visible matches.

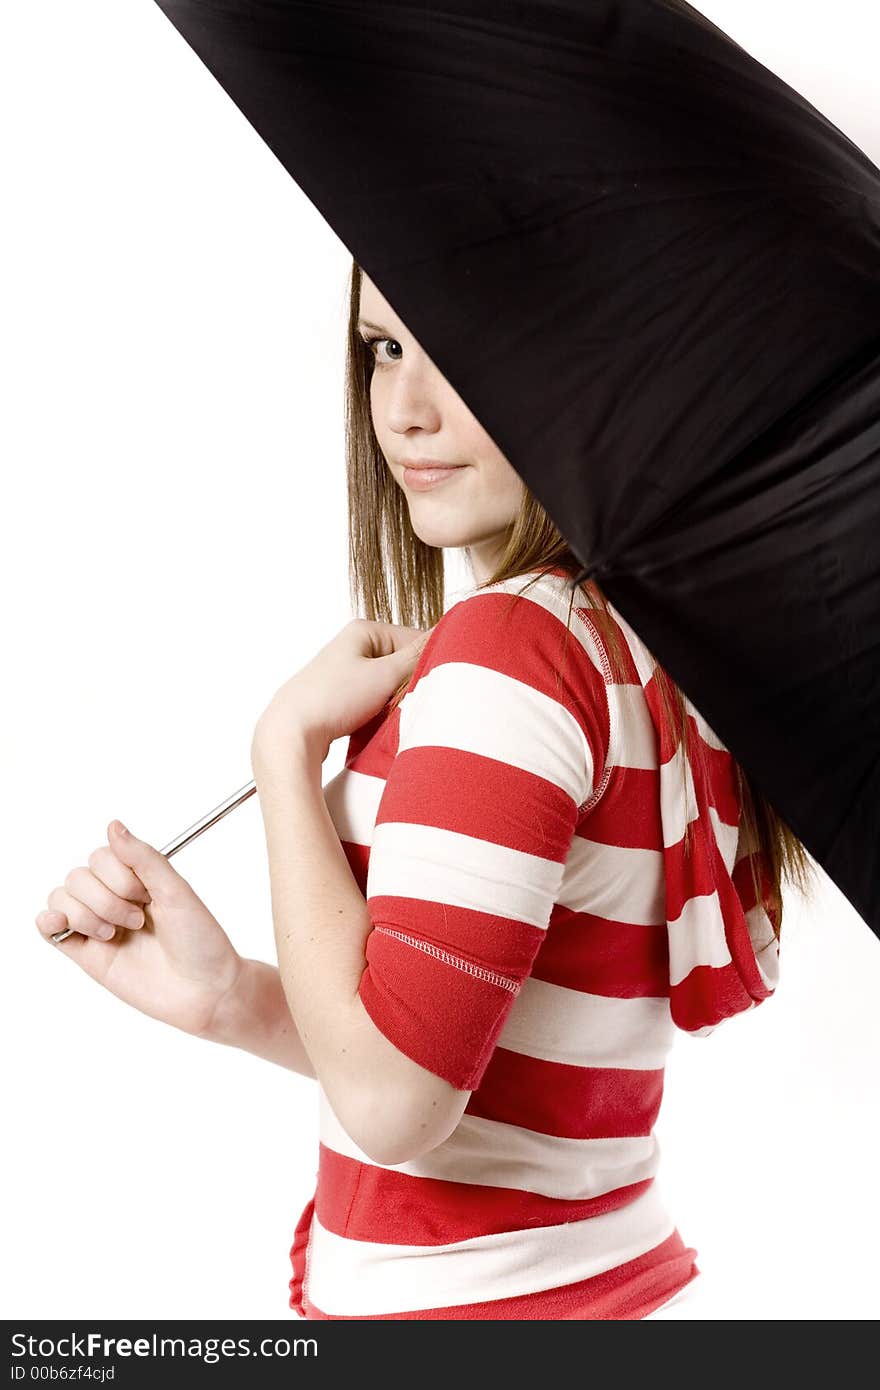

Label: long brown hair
[344,259,816,937]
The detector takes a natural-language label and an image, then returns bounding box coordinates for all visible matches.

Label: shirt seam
[302,1209,315,1314]
[372,925,520,992]
[571,605,618,817]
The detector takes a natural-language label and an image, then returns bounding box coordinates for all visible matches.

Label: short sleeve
[356,579,611,1091]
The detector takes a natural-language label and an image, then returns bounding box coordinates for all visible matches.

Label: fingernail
[97,924,115,940]
[114,821,129,837]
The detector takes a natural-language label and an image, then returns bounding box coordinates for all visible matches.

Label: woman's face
[358,273,524,583]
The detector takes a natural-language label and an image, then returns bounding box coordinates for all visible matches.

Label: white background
[3,1,879,1319]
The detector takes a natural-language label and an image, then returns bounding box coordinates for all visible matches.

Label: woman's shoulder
[439,566,588,633]
[434,567,622,679]
[413,568,613,720]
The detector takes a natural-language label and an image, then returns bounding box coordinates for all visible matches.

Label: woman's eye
[362,335,402,366]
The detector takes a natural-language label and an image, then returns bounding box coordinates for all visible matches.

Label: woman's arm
[199,956,317,1079]
[249,733,468,1164]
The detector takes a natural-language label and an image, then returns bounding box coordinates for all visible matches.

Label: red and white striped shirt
[288,566,780,1319]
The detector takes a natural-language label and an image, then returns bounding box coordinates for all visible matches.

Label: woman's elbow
[360,1127,446,1167]
[352,1085,468,1167]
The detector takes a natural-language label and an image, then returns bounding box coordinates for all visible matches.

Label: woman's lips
[402,465,467,491]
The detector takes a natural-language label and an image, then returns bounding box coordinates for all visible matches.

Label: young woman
[36,259,815,1320]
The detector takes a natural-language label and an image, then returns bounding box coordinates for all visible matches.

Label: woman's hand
[251,618,434,768]
[35,820,244,1040]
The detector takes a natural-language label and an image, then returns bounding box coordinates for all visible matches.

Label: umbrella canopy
[152,0,880,934]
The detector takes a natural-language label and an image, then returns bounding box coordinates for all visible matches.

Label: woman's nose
[383,367,444,432]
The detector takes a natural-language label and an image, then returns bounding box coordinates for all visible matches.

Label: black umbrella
[149,0,880,936]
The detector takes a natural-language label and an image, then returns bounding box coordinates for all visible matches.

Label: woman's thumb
[107,820,174,896]
[396,633,431,670]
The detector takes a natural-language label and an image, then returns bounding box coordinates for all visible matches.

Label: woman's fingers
[64,864,148,930]
[87,844,151,905]
[36,843,153,947]
[36,890,117,942]
[45,885,124,940]
[43,872,144,942]
[35,910,76,944]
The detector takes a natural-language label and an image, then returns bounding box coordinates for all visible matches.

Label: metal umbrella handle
[50,780,258,943]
